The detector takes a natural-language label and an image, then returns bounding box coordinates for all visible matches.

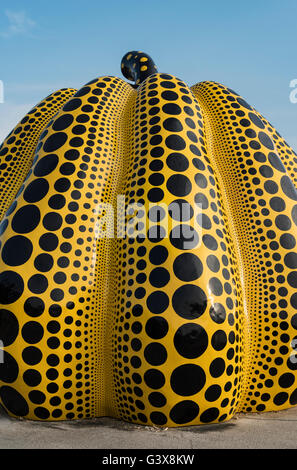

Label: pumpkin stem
[121,51,158,87]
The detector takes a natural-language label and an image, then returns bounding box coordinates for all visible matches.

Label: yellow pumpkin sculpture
[0,51,297,426]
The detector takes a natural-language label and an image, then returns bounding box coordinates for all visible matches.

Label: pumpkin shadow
[0,405,238,433]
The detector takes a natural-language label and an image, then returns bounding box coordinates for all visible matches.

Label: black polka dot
[273,392,288,406]
[22,321,44,344]
[0,386,29,417]
[2,235,33,266]
[173,253,203,282]
[172,285,207,319]
[137,413,147,423]
[75,87,91,97]
[281,175,297,201]
[165,135,186,151]
[34,254,53,272]
[144,369,165,389]
[170,364,206,396]
[49,194,66,210]
[209,303,226,324]
[52,114,74,131]
[268,152,286,173]
[150,411,167,425]
[147,225,166,243]
[275,214,291,231]
[50,288,64,301]
[193,159,205,171]
[248,112,265,129]
[60,162,75,175]
[43,132,68,152]
[0,309,19,346]
[289,389,297,405]
[0,219,8,236]
[169,400,199,424]
[42,212,63,231]
[291,293,297,309]
[264,181,278,195]
[160,80,176,89]
[64,149,80,161]
[11,205,40,234]
[278,373,295,388]
[206,255,220,272]
[0,271,24,304]
[174,323,208,358]
[148,205,166,222]
[202,234,218,250]
[200,407,220,423]
[149,267,170,288]
[205,385,222,402]
[24,178,49,203]
[197,213,212,230]
[162,103,181,115]
[163,118,183,132]
[39,232,59,252]
[23,369,41,387]
[259,165,273,178]
[288,272,297,288]
[146,291,169,314]
[63,98,82,111]
[144,343,167,366]
[149,246,168,265]
[166,174,192,197]
[28,390,46,405]
[269,197,285,212]
[24,297,45,317]
[208,277,223,296]
[291,314,297,330]
[34,154,59,177]
[22,346,42,365]
[258,131,274,150]
[54,178,71,192]
[161,90,178,101]
[149,160,163,171]
[0,351,19,383]
[147,188,164,203]
[284,252,297,269]
[211,330,227,351]
[148,392,167,407]
[166,153,189,172]
[210,358,225,378]
[145,317,168,340]
[28,274,48,294]
[280,234,296,249]
[34,407,50,419]
[195,173,207,189]
[292,205,297,226]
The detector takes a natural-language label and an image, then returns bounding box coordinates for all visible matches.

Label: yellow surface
[0,73,296,425]
[0,88,76,219]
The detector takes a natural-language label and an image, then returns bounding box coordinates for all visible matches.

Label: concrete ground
[0,404,297,449]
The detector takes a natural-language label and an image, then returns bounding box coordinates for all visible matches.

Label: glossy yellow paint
[192,81,297,413]
[0,88,76,219]
[0,57,296,425]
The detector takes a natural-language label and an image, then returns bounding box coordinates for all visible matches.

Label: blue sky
[0,0,296,150]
